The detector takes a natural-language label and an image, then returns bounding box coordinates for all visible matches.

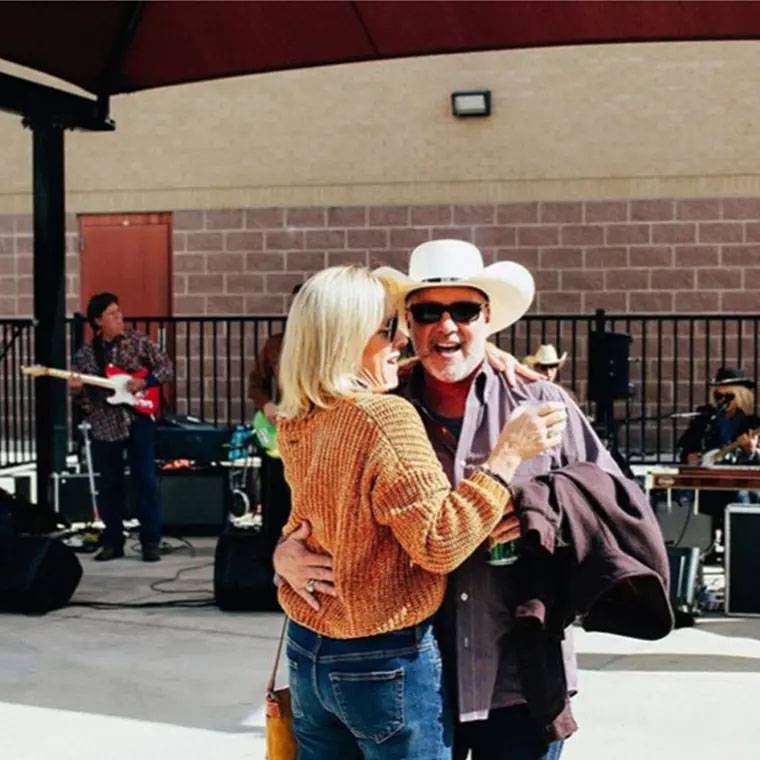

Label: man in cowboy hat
[524,344,568,384]
[677,367,760,536]
[275,240,622,759]
[678,366,758,466]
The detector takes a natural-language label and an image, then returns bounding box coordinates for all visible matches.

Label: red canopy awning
[3,1,760,97]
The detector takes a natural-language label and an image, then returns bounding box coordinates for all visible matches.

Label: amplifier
[155,418,232,464]
[159,468,228,534]
[50,472,136,524]
[726,504,760,616]
[50,468,228,533]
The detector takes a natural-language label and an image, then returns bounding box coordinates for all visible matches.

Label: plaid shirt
[72,330,173,441]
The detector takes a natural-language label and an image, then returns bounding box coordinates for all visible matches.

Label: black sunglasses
[408,301,485,325]
[379,314,399,341]
[714,392,735,403]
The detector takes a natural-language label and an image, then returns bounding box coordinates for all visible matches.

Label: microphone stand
[78,421,100,525]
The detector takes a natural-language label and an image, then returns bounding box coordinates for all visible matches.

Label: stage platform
[1,537,760,759]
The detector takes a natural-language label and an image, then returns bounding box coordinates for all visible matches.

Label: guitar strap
[93,334,123,377]
[92,334,107,376]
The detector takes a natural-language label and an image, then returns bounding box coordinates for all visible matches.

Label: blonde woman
[276,266,566,760]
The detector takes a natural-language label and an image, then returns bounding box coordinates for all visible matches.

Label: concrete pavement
[1,537,759,759]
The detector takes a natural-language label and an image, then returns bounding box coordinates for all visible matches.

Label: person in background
[275,264,566,759]
[523,344,567,384]
[248,283,303,423]
[677,367,759,538]
[678,367,757,466]
[247,283,302,540]
[69,292,173,562]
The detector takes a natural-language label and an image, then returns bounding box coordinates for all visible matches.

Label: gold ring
[305,578,316,594]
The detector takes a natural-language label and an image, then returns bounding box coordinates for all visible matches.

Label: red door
[79,213,171,318]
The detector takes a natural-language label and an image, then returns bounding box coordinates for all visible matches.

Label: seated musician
[676,367,759,535]
[678,367,758,465]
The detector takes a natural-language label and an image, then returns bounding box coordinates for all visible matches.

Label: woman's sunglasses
[714,391,735,403]
[379,314,399,341]
[408,301,485,325]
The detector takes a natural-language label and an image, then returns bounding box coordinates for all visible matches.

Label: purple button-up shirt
[399,360,621,722]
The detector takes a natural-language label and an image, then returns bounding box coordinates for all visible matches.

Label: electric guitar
[252,409,280,458]
[21,364,160,416]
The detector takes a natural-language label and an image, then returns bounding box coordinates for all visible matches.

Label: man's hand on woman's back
[274,522,337,611]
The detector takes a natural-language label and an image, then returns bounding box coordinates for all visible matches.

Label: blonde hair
[721,384,755,415]
[278,266,390,419]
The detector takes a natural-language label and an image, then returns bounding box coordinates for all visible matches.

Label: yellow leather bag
[265,619,297,760]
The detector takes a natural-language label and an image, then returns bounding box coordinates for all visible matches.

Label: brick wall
[2,198,759,452]
[0,213,80,317]
[2,198,760,318]
[171,198,760,317]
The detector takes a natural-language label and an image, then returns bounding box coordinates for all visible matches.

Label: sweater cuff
[469,468,512,507]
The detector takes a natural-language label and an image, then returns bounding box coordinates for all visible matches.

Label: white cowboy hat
[524,344,568,368]
[375,239,535,335]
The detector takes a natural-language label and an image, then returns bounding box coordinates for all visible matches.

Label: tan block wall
[6,42,760,211]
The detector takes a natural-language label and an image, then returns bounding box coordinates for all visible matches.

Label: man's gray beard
[420,353,486,385]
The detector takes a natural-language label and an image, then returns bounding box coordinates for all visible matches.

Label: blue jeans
[454,704,564,760]
[91,416,161,549]
[286,618,452,759]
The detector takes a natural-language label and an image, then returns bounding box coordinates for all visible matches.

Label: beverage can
[488,538,519,566]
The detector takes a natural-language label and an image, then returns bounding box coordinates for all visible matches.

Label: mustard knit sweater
[277,393,509,638]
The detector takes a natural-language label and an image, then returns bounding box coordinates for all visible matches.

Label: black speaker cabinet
[159,468,228,533]
[51,468,227,533]
[588,331,632,403]
[51,472,137,524]
[155,420,232,464]
[0,535,83,613]
[214,530,280,611]
[726,505,760,616]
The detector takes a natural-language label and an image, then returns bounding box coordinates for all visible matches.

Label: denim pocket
[287,657,306,719]
[329,667,405,743]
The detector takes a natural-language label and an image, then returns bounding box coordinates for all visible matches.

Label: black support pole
[32,123,67,507]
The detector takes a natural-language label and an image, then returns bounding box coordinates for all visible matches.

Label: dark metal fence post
[71,312,85,355]
[592,309,609,437]
[32,122,67,506]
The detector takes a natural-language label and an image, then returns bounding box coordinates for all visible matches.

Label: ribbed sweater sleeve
[365,395,509,573]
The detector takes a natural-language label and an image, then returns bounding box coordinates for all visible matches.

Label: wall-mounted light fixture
[451,90,491,118]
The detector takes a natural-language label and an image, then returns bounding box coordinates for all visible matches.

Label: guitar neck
[42,367,115,391]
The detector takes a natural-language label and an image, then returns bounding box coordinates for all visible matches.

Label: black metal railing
[0,319,36,468]
[2,311,759,469]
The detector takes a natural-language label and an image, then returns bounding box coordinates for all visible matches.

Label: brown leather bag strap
[266,616,289,696]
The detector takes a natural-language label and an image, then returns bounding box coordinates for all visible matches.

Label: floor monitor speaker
[0,534,82,613]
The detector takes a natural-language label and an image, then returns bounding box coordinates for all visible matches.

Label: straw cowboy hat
[524,344,568,369]
[375,239,535,335]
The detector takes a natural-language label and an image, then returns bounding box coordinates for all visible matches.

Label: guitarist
[246,283,301,542]
[677,367,759,539]
[69,292,173,562]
